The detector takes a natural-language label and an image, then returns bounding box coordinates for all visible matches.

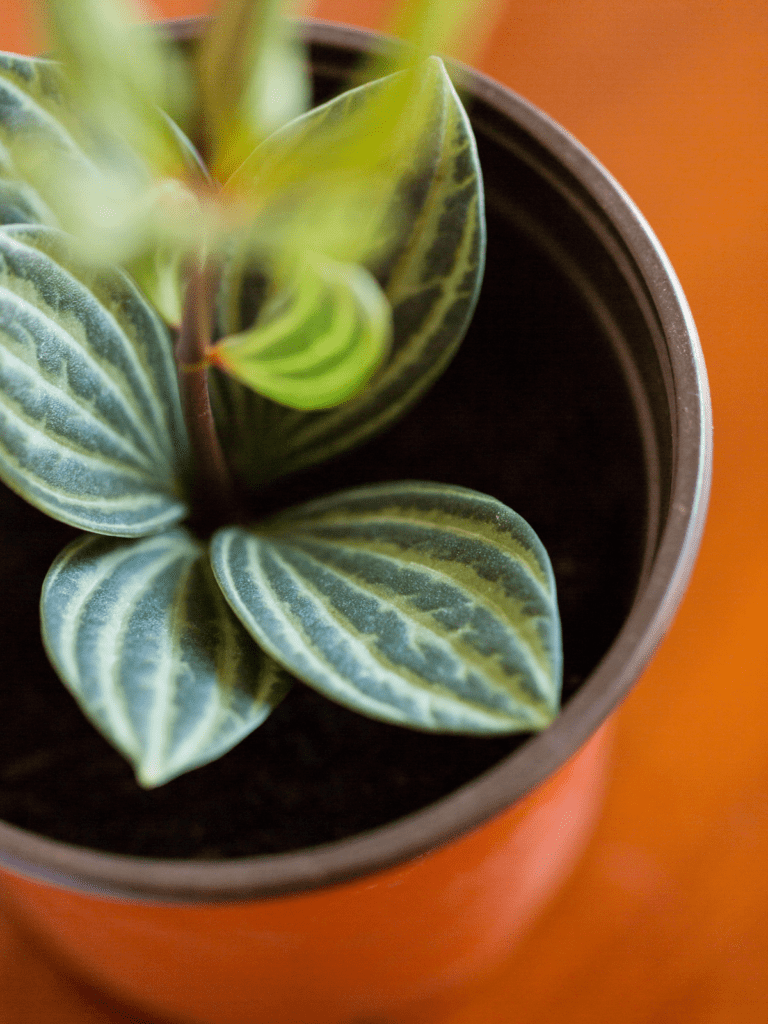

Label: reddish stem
[176,262,241,529]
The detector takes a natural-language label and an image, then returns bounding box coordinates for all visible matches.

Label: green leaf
[124,114,212,326]
[0,225,189,536]
[211,482,561,734]
[41,0,191,174]
[128,238,186,329]
[0,51,205,277]
[41,528,291,788]
[126,177,202,327]
[0,51,98,220]
[211,253,391,410]
[199,0,309,176]
[0,49,83,144]
[213,57,485,486]
[0,177,54,227]
[380,0,503,71]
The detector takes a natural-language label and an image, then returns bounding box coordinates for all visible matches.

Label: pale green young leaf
[211,482,561,734]
[129,241,186,329]
[199,0,309,177]
[39,0,192,175]
[42,528,292,788]
[378,0,505,73]
[221,58,450,268]
[0,225,189,536]
[213,57,485,486]
[120,112,212,325]
[211,253,391,410]
[0,51,204,273]
[125,177,203,327]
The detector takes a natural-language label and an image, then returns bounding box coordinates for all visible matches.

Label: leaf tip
[537,703,559,730]
[133,761,168,790]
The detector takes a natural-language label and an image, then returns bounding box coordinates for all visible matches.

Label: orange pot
[0,724,609,1024]
[0,21,711,1024]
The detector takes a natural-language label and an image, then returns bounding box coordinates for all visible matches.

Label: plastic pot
[0,20,711,1024]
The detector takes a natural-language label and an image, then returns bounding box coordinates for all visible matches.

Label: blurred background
[1,2,766,1021]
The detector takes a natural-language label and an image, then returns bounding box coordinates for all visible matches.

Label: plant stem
[176,262,241,529]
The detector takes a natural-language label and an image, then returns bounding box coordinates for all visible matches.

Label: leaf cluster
[0,0,562,787]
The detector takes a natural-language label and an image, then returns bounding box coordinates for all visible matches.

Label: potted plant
[0,2,711,1023]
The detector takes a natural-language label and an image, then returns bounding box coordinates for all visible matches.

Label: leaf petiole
[175,261,242,530]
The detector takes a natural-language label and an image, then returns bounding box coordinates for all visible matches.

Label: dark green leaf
[211,482,560,733]
[0,50,98,225]
[213,57,485,487]
[41,528,291,787]
[0,178,55,227]
[0,225,189,535]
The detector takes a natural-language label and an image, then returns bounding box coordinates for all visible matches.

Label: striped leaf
[213,57,485,486]
[211,254,391,410]
[0,50,202,281]
[0,51,104,224]
[0,178,55,227]
[0,50,88,152]
[0,224,189,536]
[211,482,561,734]
[41,528,292,787]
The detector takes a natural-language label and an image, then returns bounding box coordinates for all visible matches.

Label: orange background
[1,1,767,1022]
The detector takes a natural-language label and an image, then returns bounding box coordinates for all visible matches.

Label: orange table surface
[1,2,766,1022]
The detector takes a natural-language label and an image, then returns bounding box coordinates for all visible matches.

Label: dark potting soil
[0,138,649,859]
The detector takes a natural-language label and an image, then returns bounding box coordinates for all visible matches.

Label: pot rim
[0,18,712,903]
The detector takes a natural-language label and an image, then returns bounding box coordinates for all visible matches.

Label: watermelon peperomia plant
[0,0,562,787]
